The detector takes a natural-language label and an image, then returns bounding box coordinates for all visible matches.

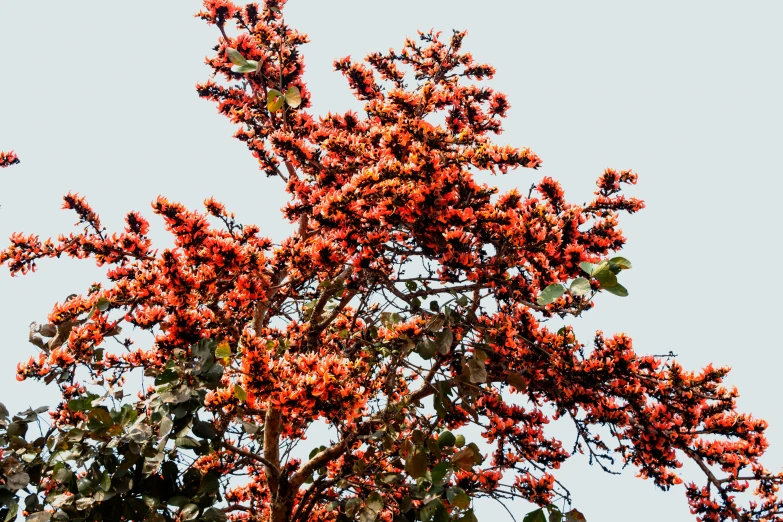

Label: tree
[0,1,781,521]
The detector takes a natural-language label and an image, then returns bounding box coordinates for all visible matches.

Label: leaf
[593,268,618,289]
[203,508,228,522]
[359,507,378,522]
[467,358,487,384]
[430,462,451,486]
[537,283,565,305]
[420,499,449,522]
[180,503,200,520]
[446,487,471,510]
[200,472,220,494]
[192,421,219,440]
[284,86,302,108]
[507,372,528,392]
[241,421,259,434]
[455,434,465,448]
[523,509,547,522]
[345,498,362,518]
[214,343,231,359]
[579,261,596,276]
[404,450,427,479]
[167,496,191,507]
[3,502,17,522]
[602,282,628,297]
[437,431,456,448]
[159,416,173,437]
[435,328,453,355]
[95,297,110,311]
[417,339,436,360]
[233,384,248,402]
[26,512,51,522]
[6,472,29,490]
[565,509,587,522]
[366,492,384,513]
[267,89,284,112]
[225,48,247,66]
[451,447,475,470]
[232,62,258,74]
[569,277,591,297]
[609,256,632,270]
[53,466,73,483]
[154,369,179,385]
[548,505,563,522]
[175,436,200,448]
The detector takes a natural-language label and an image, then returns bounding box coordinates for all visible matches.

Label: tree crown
[0,2,780,522]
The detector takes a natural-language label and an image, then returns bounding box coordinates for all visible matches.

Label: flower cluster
[0,150,19,168]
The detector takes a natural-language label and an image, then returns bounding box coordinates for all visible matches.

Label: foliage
[1,1,782,521]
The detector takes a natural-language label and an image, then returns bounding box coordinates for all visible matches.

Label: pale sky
[1,1,782,521]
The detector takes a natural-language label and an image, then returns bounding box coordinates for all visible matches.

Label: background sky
[1,1,782,520]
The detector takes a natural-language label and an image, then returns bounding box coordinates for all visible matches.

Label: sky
[1,1,782,520]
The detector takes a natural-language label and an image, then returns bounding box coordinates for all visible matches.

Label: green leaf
[345,498,362,518]
[593,268,618,289]
[523,509,547,522]
[609,256,632,270]
[53,466,73,483]
[418,339,436,360]
[226,48,247,66]
[3,502,17,522]
[366,492,384,513]
[537,283,565,305]
[167,496,191,508]
[602,282,628,297]
[420,499,449,522]
[96,297,110,311]
[579,261,596,276]
[437,431,456,448]
[233,384,248,402]
[569,277,591,297]
[267,89,284,112]
[215,343,231,359]
[175,436,200,448]
[203,508,228,522]
[359,507,378,522]
[430,461,451,486]
[154,368,179,385]
[548,504,563,522]
[405,450,427,479]
[284,86,302,108]
[192,421,219,440]
[447,487,471,509]
[200,472,220,494]
[232,62,258,74]
[435,328,453,355]
[455,434,465,448]
[180,503,199,520]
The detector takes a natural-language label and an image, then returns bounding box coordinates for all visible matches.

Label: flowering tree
[1,1,781,522]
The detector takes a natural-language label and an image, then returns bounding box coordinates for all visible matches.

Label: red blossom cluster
[1,1,782,521]
[0,150,19,168]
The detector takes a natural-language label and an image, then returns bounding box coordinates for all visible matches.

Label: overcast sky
[1,1,782,520]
